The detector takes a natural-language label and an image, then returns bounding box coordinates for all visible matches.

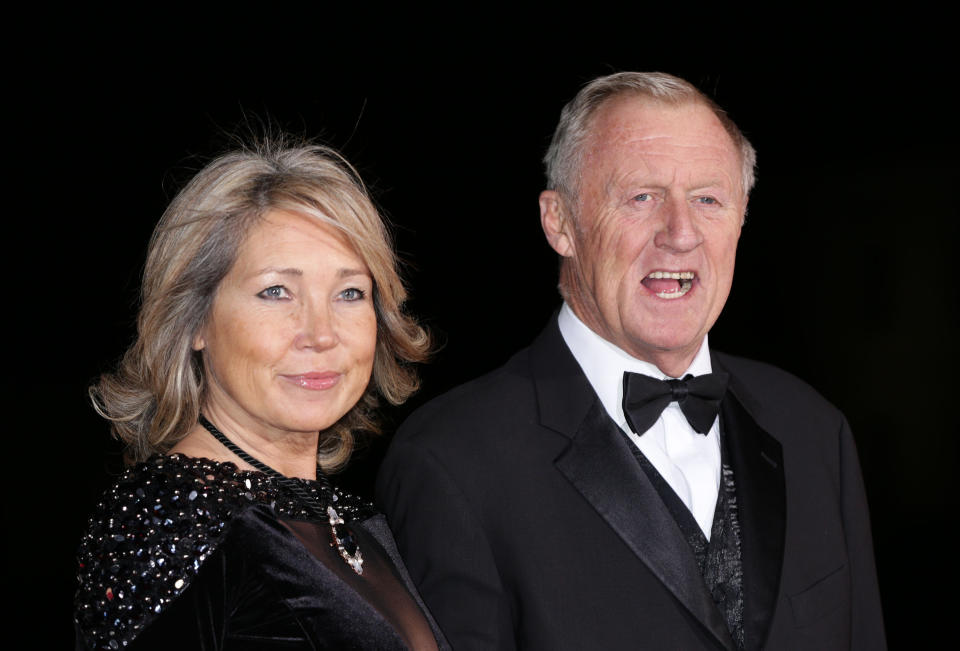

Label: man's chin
[621,327,707,372]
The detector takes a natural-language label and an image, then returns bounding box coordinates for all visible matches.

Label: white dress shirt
[557,303,721,538]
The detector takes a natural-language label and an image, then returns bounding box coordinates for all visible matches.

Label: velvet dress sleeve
[103,512,310,650]
[75,456,446,650]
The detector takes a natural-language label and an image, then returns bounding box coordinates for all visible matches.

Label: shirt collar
[557,302,713,426]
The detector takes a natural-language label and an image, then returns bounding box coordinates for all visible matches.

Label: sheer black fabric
[75,455,445,650]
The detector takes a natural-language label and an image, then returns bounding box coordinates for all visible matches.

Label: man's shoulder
[714,350,845,430]
[400,345,539,441]
[715,350,829,398]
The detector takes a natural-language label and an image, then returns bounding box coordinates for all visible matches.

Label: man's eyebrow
[689,183,733,193]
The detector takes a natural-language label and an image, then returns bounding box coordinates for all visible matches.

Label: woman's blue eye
[697,196,718,205]
[258,286,289,300]
[340,288,366,301]
[633,193,651,202]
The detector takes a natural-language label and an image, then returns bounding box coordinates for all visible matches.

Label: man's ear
[539,190,575,258]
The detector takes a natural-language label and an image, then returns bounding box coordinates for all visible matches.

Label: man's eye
[697,196,718,205]
[340,288,367,301]
[633,193,651,202]
[258,285,289,300]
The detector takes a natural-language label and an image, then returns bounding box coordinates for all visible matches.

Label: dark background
[9,16,957,648]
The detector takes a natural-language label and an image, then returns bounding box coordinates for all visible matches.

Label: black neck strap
[197,415,331,510]
[199,415,283,477]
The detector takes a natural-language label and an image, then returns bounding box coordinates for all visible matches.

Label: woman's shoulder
[74,454,376,649]
[73,455,267,649]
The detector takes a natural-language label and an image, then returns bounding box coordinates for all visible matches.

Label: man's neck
[560,303,705,378]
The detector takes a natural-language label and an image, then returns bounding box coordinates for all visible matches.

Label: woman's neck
[169,415,319,480]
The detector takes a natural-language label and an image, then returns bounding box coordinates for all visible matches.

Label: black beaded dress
[74,454,447,650]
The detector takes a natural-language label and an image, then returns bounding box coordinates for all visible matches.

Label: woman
[74,141,444,650]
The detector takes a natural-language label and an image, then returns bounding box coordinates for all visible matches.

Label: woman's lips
[281,372,342,390]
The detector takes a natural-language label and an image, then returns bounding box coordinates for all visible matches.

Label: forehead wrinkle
[596,116,740,166]
[609,142,739,187]
[578,101,744,213]
[608,157,735,191]
[590,126,737,163]
[600,115,732,142]
[615,136,738,161]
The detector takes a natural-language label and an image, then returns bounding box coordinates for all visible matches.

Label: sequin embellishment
[74,454,372,649]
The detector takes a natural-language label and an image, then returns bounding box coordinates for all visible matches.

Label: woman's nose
[295,303,339,351]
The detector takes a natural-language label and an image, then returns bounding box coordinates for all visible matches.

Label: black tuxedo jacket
[377,318,885,650]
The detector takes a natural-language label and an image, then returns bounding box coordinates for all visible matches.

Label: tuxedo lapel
[715,356,787,651]
[531,319,735,650]
[554,402,737,651]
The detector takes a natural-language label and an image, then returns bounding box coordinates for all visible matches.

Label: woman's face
[194,210,377,442]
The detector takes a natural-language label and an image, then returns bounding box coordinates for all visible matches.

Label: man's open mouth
[641,271,695,299]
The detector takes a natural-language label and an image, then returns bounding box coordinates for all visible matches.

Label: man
[377,72,885,650]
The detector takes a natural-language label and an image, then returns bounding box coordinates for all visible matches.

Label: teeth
[655,278,693,299]
[645,271,695,299]
[647,271,695,280]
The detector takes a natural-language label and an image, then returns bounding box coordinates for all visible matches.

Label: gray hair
[90,139,430,471]
[544,72,757,202]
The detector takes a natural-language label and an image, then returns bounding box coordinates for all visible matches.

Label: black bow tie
[622,371,729,435]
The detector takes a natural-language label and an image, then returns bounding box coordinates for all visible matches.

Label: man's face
[543,98,746,375]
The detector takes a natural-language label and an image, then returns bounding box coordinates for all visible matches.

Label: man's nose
[295,302,339,351]
[654,197,702,253]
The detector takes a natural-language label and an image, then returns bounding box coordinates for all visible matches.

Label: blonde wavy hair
[91,140,430,471]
